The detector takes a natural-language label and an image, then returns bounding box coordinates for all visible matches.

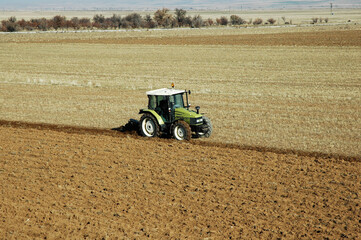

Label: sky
[0,0,360,10]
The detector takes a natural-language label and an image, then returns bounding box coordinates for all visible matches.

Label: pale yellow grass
[194,9,361,24]
[0,27,360,157]
[1,9,360,24]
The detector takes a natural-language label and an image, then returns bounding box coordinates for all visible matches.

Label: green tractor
[138,85,212,140]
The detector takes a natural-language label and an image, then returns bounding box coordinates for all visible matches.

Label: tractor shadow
[112,119,171,139]
[111,119,143,139]
[112,119,202,140]
[112,119,140,133]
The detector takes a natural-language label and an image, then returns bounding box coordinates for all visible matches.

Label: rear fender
[139,109,166,130]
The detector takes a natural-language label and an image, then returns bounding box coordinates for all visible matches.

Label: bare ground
[0,122,360,239]
[7,29,360,47]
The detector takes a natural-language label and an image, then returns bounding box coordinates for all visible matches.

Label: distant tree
[143,14,157,28]
[29,18,39,29]
[175,8,187,27]
[71,17,80,29]
[8,16,17,23]
[93,14,105,24]
[17,19,27,29]
[24,22,34,31]
[52,15,66,30]
[191,15,203,28]
[217,16,228,26]
[253,18,263,25]
[65,20,74,29]
[124,13,144,28]
[38,18,49,31]
[79,18,91,28]
[230,15,246,25]
[204,18,214,26]
[184,16,192,27]
[109,14,122,28]
[93,14,114,29]
[93,14,106,29]
[171,18,179,28]
[267,18,276,25]
[120,20,130,29]
[30,18,48,31]
[311,17,318,23]
[230,15,237,25]
[144,14,152,23]
[154,8,173,27]
[1,17,19,32]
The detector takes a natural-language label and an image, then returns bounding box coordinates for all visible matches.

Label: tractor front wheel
[139,113,160,138]
[172,121,191,141]
[196,116,212,138]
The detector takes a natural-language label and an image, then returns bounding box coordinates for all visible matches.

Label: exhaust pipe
[195,106,200,114]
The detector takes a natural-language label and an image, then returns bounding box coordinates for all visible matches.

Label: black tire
[196,116,212,138]
[139,113,160,138]
[172,121,191,141]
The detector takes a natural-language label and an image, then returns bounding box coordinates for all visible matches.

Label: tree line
[1,8,278,32]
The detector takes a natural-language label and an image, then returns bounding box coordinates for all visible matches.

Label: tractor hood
[175,108,203,125]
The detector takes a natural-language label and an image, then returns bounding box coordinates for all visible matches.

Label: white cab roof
[146,88,185,96]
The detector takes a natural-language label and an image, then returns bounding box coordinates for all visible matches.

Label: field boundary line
[1,119,360,162]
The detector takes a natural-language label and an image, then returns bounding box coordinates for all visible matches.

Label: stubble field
[1,24,360,157]
[0,18,361,238]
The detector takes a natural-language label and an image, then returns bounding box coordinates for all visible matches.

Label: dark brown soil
[1,122,360,239]
[18,29,361,47]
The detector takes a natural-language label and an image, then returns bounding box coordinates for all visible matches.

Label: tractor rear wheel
[139,113,160,138]
[172,121,191,141]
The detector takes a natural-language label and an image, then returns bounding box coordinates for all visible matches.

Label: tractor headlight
[190,117,203,125]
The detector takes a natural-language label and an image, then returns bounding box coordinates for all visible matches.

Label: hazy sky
[0,0,360,10]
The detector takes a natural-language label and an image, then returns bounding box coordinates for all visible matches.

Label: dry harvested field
[0,122,360,239]
[1,24,361,157]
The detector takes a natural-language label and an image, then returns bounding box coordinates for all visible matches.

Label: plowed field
[5,28,361,47]
[0,122,360,239]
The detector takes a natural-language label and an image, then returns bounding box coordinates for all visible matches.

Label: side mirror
[188,90,191,95]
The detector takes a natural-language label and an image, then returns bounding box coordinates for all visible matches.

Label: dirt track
[1,122,360,239]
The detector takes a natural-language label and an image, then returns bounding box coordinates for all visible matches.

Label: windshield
[170,94,184,109]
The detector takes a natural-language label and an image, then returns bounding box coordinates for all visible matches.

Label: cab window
[170,94,184,109]
[148,95,156,110]
[148,95,167,110]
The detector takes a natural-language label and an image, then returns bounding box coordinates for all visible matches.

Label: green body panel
[139,109,165,126]
[140,108,203,127]
[175,108,203,126]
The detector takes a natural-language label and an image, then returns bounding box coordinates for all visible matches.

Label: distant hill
[1,0,360,10]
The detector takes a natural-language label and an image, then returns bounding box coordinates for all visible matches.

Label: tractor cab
[138,85,212,140]
[146,88,187,123]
